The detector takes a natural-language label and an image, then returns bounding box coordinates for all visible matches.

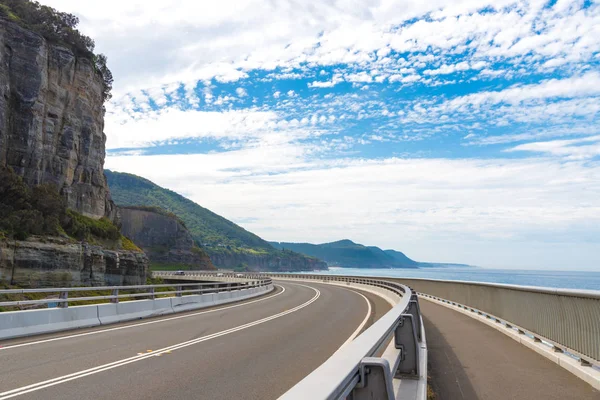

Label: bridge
[0,272,598,399]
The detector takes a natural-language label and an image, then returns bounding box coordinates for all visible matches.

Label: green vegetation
[106,170,325,270]
[0,279,179,312]
[106,170,275,251]
[270,239,420,269]
[121,236,142,252]
[0,167,141,252]
[62,210,120,241]
[0,167,65,239]
[0,0,112,101]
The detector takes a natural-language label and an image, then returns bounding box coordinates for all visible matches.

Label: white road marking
[0,286,320,399]
[0,285,285,351]
[338,290,372,348]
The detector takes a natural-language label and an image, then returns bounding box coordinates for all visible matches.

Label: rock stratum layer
[119,207,215,270]
[0,236,148,287]
[0,20,115,220]
[0,20,148,286]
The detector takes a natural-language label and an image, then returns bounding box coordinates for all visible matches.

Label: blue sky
[44,0,600,270]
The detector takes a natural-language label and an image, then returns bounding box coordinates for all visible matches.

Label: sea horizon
[298,267,600,292]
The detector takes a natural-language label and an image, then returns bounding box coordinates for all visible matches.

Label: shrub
[121,236,142,252]
[62,210,120,241]
[0,0,112,101]
[0,168,64,239]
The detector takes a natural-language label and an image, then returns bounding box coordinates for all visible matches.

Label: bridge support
[351,357,395,400]
[394,313,420,379]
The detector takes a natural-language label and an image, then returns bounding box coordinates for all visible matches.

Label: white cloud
[38,0,600,95]
[507,135,600,160]
[106,153,600,269]
[308,74,344,88]
[235,87,248,97]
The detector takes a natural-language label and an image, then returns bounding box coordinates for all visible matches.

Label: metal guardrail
[0,278,272,309]
[371,277,600,367]
[267,273,425,400]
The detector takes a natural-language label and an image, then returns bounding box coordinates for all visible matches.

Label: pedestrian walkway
[421,300,599,400]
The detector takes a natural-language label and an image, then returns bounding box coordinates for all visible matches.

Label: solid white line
[339,290,372,348]
[0,285,321,399]
[0,285,285,351]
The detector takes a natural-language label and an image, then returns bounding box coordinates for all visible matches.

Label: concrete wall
[0,285,273,340]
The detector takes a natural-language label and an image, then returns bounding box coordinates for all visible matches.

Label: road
[422,300,599,400]
[0,281,390,400]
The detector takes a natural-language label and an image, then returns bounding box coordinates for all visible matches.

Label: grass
[0,278,179,312]
[427,374,437,400]
[64,210,120,241]
[121,235,142,251]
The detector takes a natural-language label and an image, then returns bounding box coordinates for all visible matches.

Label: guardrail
[0,277,273,340]
[267,273,426,400]
[0,278,272,309]
[371,277,600,368]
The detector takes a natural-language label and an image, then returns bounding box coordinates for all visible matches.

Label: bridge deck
[421,300,599,400]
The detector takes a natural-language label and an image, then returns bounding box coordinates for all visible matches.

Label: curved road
[0,281,390,400]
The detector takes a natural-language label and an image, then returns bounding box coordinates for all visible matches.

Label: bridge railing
[268,273,426,400]
[373,277,600,367]
[0,278,272,309]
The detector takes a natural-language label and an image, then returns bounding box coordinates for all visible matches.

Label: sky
[42,0,600,270]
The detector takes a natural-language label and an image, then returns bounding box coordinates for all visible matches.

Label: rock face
[0,237,148,287]
[0,20,147,287]
[208,252,327,272]
[0,20,115,220]
[120,208,215,270]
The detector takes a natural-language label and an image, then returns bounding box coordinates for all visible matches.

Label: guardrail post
[406,298,422,342]
[351,357,395,400]
[58,291,69,308]
[149,287,155,300]
[176,285,182,297]
[111,288,119,304]
[394,314,420,379]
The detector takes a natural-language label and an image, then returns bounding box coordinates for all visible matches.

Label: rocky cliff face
[0,20,115,220]
[208,251,327,272]
[0,236,148,287]
[120,208,215,270]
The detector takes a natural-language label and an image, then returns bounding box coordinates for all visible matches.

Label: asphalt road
[0,281,390,400]
[422,299,599,400]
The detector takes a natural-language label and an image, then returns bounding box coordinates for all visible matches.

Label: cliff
[0,236,148,287]
[119,207,215,270]
[106,170,328,272]
[208,251,327,272]
[0,16,147,286]
[0,19,115,220]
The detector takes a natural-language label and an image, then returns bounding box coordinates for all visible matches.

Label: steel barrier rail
[363,277,600,367]
[267,273,425,400]
[0,278,272,309]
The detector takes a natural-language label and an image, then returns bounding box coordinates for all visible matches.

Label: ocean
[299,267,600,291]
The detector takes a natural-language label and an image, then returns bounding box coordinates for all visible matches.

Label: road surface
[0,281,390,400]
[422,299,599,400]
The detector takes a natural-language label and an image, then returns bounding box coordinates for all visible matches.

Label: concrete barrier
[171,294,214,312]
[0,284,274,340]
[0,305,100,340]
[97,298,174,325]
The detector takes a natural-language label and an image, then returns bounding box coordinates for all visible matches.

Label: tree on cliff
[0,0,113,101]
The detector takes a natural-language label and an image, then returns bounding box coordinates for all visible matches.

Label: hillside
[270,239,475,269]
[269,240,419,269]
[106,171,326,272]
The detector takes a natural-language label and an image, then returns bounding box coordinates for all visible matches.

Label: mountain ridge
[270,239,474,269]
[106,170,326,272]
